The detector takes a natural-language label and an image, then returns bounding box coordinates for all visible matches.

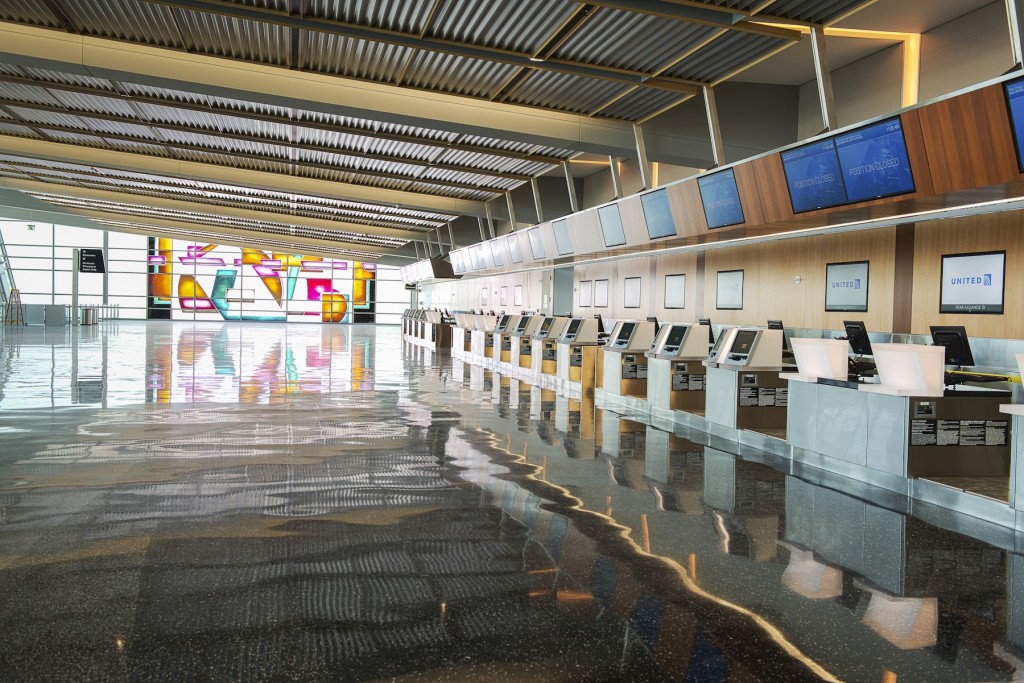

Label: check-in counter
[469,313,499,362]
[530,317,570,387]
[425,309,452,351]
[401,308,412,336]
[492,314,522,369]
[704,327,791,453]
[646,322,713,427]
[556,318,601,397]
[508,315,543,375]
[599,321,657,408]
[788,343,1013,521]
[453,312,473,355]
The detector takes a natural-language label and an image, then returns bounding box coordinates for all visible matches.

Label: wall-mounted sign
[939,251,1005,314]
[716,269,743,310]
[825,261,869,312]
[78,248,106,273]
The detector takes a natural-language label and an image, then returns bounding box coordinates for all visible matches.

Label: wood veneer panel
[749,154,796,224]
[732,162,767,227]
[915,84,1020,195]
[666,179,707,237]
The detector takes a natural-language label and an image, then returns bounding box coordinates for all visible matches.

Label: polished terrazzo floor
[0,321,1022,682]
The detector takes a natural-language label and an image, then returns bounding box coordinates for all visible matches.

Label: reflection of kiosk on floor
[509,315,543,371]
[600,320,657,402]
[704,327,791,445]
[531,316,570,381]
[556,317,600,396]
[646,321,714,420]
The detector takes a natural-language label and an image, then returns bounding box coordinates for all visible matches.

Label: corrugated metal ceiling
[0,0,883,258]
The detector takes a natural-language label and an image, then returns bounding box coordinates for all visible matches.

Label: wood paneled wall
[912,211,1024,337]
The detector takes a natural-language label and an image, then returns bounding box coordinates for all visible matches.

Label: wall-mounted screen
[490,240,506,267]
[623,277,641,309]
[939,251,1005,314]
[834,117,915,204]
[1005,77,1024,172]
[664,273,685,309]
[507,234,524,263]
[697,168,745,229]
[640,188,677,239]
[716,269,743,310]
[552,219,574,256]
[514,285,523,307]
[781,138,846,213]
[527,228,546,260]
[579,280,592,307]
[594,279,609,308]
[597,204,627,247]
[825,261,869,312]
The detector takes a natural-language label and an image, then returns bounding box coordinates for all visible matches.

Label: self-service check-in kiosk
[469,313,499,361]
[704,327,791,449]
[646,322,713,423]
[556,317,600,396]
[422,309,452,351]
[509,315,543,373]
[401,308,412,337]
[600,320,657,403]
[493,314,522,368]
[453,312,473,355]
[531,317,570,386]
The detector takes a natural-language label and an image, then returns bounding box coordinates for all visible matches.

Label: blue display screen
[641,188,676,239]
[1005,78,1024,171]
[697,168,745,229]
[781,139,846,213]
[597,204,626,247]
[834,117,915,203]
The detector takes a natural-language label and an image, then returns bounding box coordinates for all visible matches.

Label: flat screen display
[697,168,745,229]
[665,325,687,348]
[566,319,582,336]
[514,318,529,333]
[508,234,524,263]
[781,138,847,213]
[640,188,677,239]
[730,330,758,355]
[497,314,511,331]
[616,321,637,342]
[490,241,505,267]
[1005,77,1024,171]
[552,219,573,256]
[527,228,546,259]
[597,204,627,247]
[825,261,869,312]
[539,317,553,335]
[834,117,915,204]
[939,251,1006,314]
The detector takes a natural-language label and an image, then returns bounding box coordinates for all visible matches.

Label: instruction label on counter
[672,373,706,391]
[622,363,648,380]
[501,338,512,351]
[542,347,557,361]
[910,419,1008,447]
[570,351,583,367]
[739,387,788,407]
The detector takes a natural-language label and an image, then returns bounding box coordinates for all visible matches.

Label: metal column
[562,161,579,213]
[484,202,497,239]
[505,191,518,231]
[811,27,839,131]
[702,86,725,167]
[609,156,623,199]
[633,123,651,189]
[530,178,544,223]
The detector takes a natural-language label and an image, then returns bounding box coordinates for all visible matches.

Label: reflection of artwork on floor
[157,242,376,323]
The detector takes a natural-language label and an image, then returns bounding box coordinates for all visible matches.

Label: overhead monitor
[507,234,524,264]
[930,325,975,367]
[781,138,847,213]
[490,240,506,267]
[1005,76,1024,171]
[552,219,574,256]
[834,116,915,204]
[697,167,745,229]
[640,188,677,239]
[843,320,873,356]
[597,204,627,247]
[527,227,546,260]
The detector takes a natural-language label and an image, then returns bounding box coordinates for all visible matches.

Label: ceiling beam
[584,1,802,39]
[0,134,490,218]
[138,0,701,93]
[0,177,425,243]
[0,23,706,164]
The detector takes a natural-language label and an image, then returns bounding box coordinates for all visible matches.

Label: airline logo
[832,278,861,289]
[949,274,992,286]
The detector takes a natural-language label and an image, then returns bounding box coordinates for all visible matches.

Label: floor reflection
[0,323,1021,681]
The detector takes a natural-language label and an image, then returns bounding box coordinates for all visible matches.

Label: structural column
[811,27,839,131]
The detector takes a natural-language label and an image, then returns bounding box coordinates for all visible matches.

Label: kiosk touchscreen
[651,323,713,359]
[930,325,975,368]
[534,316,569,340]
[510,315,542,337]
[606,320,656,352]
[494,314,514,334]
[843,320,876,378]
[561,318,599,344]
[720,327,784,368]
[707,327,738,364]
